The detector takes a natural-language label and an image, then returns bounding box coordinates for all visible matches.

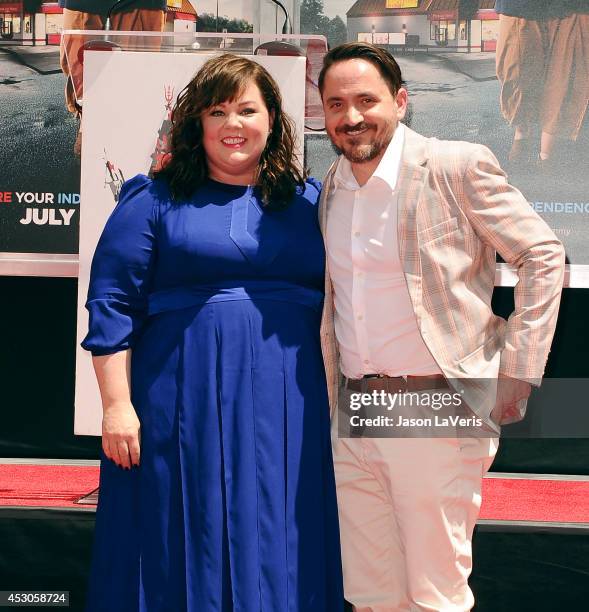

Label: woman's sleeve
[303,177,322,204]
[81,174,160,356]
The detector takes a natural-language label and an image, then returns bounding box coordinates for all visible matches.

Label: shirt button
[357,314,363,320]
[354,231,360,237]
[363,359,370,364]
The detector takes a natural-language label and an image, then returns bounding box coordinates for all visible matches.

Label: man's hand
[491,374,532,425]
[102,402,141,470]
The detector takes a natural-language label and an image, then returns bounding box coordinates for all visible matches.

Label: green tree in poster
[326,15,347,47]
[301,0,349,48]
[195,13,253,33]
[300,0,330,36]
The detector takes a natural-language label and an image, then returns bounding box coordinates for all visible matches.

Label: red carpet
[480,477,589,523]
[0,464,99,508]
[1,464,588,523]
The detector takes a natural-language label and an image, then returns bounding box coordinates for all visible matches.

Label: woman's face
[201,80,273,185]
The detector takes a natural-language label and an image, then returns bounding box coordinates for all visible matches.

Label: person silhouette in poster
[495,0,589,168]
[59,1,167,155]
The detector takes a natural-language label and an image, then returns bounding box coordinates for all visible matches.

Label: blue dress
[82,175,343,611]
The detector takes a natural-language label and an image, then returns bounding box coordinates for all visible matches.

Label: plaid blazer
[319,127,565,423]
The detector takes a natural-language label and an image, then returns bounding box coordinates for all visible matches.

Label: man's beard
[334,122,394,164]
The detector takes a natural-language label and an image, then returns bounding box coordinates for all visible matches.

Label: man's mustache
[335,122,376,135]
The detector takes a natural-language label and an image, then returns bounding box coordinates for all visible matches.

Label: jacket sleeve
[461,145,565,384]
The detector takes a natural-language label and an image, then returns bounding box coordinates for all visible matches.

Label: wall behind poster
[74,51,306,435]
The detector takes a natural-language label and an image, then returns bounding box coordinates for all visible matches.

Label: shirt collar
[332,122,405,192]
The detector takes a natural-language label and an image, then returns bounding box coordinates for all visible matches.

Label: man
[59,0,167,154]
[318,43,565,611]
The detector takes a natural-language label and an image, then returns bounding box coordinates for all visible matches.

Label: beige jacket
[319,127,565,424]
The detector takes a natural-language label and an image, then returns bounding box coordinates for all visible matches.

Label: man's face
[321,59,407,165]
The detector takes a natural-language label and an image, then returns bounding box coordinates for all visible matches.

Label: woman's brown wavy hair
[154,54,306,210]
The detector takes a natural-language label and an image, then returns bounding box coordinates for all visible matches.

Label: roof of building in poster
[166,0,197,18]
[347,1,433,18]
[428,0,495,9]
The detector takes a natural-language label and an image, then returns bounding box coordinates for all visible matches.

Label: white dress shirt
[325,123,442,379]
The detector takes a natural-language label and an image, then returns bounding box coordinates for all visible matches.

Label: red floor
[0,464,99,508]
[1,464,588,523]
[479,477,589,523]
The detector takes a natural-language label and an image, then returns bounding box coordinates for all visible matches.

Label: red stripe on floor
[1,465,589,523]
[0,465,99,508]
[480,478,589,523]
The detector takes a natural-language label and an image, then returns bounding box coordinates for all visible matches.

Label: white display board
[74,51,306,435]
[388,32,406,45]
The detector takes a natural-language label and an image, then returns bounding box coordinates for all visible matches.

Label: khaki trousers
[59,8,165,114]
[496,13,589,139]
[332,392,498,611]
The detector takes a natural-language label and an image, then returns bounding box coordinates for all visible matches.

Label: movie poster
[0,40,80,255]
[2,0,587,279]
[304,0,589,275]
[74,51,306,435]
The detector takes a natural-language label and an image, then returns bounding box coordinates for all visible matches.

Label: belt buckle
[369,374,408,393]
[359,374,383,393]
[364,373,386,393]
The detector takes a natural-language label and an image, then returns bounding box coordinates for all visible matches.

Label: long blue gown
[82,175,343,611]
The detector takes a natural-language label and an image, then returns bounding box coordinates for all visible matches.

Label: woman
[83,54,343,611]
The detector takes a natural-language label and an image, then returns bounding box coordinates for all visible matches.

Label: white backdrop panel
[75,51,306,435]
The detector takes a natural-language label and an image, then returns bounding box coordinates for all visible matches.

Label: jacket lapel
[395,127,431,325]
[318,159,341,414]
[318,159,338,236]
[396,127,430,271]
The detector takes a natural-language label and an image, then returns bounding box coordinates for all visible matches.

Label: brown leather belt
[345,374,449,393]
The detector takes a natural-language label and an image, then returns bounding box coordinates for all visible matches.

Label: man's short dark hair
[318,42,405,97]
